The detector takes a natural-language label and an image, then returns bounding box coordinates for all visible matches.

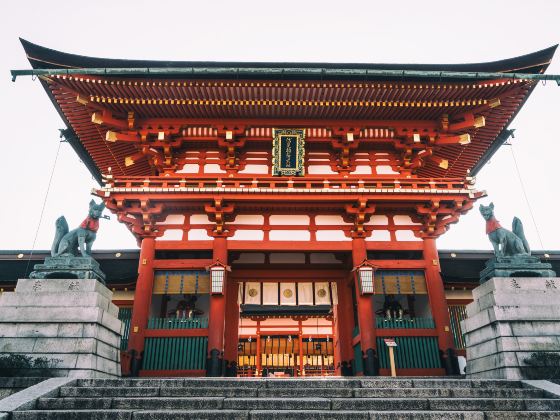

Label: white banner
[244,282,261,305]
[315,282,331,305]
[280,282,297,305]
[330,282,338,305]
[263,282,279,305]
[298,282,314,305]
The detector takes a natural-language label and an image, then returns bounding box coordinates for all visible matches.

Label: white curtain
[298,282,314,305]
[315,282,331,305]
[262,282,278,305]
[330,282,338,305]
[244,282,261,305]
[280,282,297,305]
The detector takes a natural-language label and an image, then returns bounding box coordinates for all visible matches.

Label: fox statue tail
[512,216,530,255]
[51,216,69,257]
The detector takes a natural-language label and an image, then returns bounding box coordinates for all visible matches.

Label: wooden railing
[375,317,435,329]
[448,305,468,350]
[147,317,208,330]
[117,308,132,351]
[102,175,472,193]
[143,336,208,371]
[376,336,441,369]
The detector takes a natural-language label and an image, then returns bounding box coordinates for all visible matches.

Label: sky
[0,0,559,253]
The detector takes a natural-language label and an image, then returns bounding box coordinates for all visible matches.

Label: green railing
[376,336,441,369]
[448,305,468,349]
[143,337,208,371]
[117,307,132,351]
[376,317,435,329]
[147,317,209,329]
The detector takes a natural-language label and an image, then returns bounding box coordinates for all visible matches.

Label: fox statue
[51,199,106,258]
[479,202,530,258]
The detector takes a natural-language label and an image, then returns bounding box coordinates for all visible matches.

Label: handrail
[376,317,435,329]
[147,317,208,329]
[100,175,473,193]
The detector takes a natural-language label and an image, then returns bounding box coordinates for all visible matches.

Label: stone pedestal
[0,279,122,378]
[479,255,555,284]
[461,277,560,379]
[30,256,106,284]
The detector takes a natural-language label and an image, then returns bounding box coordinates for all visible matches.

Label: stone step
[162,387,350,398]
[58,385,546,399]
[75,378,526,390]
[10,411,484,420]
[59,386,161,398]
[59,386,260,398]
[353,388,545,399]
[247,413,479,420]
[13,409,560,420]
[12,411,134,420]
[485,412,560,420]
[38,396,559,411]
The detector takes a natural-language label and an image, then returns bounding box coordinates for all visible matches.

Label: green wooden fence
[117,307,132,351]
[376,336,441,369]
[147,317,209,329]
[448,305,468,349]
[143,336,208,370]
[376,317,435,329]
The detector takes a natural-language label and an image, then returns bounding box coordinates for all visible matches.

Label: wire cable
[24,139,63,277]
[508,143,546,251]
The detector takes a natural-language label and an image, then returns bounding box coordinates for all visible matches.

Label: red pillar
[334,280,354,376]
[223,278,240,376]
[207,236,228,376]
[127,236,155,374]
[423,237,459,375]
[352,237,379,376]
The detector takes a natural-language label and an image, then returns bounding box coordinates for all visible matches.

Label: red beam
[375,329,437,337]
[230,269,346,280]
[144,329,209,338]
[367,260,426,269]
[153,259,214,269]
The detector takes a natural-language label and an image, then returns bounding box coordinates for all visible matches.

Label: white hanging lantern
[206,260,230,295]
[353,260,377,295]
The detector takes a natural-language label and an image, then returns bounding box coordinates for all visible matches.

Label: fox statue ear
[479,204,483,210]
[489,202,494,209]
[89,199,96,208]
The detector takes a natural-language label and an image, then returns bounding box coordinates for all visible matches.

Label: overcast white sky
[0,0,559,253]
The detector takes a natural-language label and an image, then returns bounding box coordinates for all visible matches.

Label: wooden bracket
[345,199,375,238]
[205,198,235,236]
[330,127,361,173]
[216,125,247,172]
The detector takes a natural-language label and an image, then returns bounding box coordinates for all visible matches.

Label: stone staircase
[11,377,560,419]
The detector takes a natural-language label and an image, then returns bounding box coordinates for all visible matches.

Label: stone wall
[0,279,122,378]
[462,277,560,379]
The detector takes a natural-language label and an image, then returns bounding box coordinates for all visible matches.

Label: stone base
[462,277,560,380]
[0,279,122,378]
[479,256,555,284]
[30,256,106,284]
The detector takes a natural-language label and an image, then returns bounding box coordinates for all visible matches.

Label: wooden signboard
[272,128,305,176]
[384,338,398,377]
